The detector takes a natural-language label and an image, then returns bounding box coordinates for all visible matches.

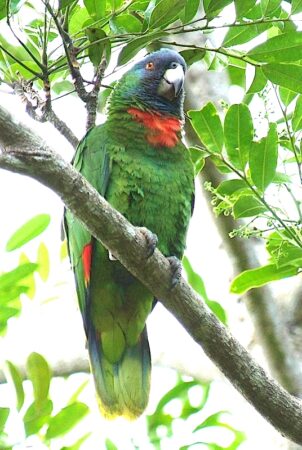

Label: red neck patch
[82,242,92,287]
[127,107,182,148]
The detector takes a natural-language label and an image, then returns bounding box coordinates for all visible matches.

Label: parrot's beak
[158,64,185,100]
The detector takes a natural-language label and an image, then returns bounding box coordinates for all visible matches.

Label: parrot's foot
[167,256,182,289]
[138,227,158,258]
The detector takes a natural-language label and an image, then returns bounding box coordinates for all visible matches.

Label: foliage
[2,353,90,449]
[0,214,51,334]
[1,355,244,449]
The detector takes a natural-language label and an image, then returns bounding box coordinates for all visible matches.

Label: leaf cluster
[2,353,90,449]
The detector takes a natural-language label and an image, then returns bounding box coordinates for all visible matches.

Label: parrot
[64,48,195,419]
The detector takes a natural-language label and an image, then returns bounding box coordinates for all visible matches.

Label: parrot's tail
[88,326,151,420]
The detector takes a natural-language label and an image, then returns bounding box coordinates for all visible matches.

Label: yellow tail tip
[97,397,145,421]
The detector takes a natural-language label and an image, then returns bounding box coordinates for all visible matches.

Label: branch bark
[1,105,302,444]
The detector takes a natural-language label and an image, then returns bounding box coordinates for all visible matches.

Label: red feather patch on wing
[82,243,92,286]
[128,108,182,148]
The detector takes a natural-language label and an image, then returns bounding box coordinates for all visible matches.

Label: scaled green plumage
[64,49,194,419]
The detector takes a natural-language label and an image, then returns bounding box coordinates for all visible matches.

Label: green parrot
[64,49,195,419]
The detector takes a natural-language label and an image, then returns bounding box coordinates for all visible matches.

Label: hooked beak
[158,64,185,101]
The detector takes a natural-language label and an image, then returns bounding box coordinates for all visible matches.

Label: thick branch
[0,106,302,444]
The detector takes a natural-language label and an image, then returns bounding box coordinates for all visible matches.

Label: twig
[195,143,302,248]
[6,0,46,71]
[86,57,107,130]
[13,79,78,148]
[158,41,261,67]
[43,0,89,102]
[0,43,42,78]
[44,1,106,129]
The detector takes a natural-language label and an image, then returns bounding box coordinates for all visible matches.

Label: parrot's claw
[167,256,182,289]
[138,227,158,258]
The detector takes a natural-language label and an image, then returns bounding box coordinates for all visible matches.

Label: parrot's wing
[64,126,152,418]
[64,125,111,322]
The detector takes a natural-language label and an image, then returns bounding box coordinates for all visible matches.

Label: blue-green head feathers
[109,49,187,118]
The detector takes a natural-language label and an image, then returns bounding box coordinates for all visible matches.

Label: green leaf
[273,172,292,184]
[246,68,267,94]
[117,31,167,65]
[223,23,269,47]
[230,264,297,294]
[183,257,227,324]
[19,253,35,299]
[26,353,51,407]
[292,95,302,131]
[110,14,142,34]
[183,0,200,22]
[235,0,256,18]
[0,263,38,293]
[189,147,206,176]
[68,380,89,405]
[194,158,205,176]
[0,286,27,304]
[86,28,110,68]
[8,61,41,79]
[0,309,19,335]
[105,438,118,450]
[226,64,245,88]
[149,0,186,29]
[180,49,205,66]
[233,195,267,218]
[60,240,68,261]
[6,214,51,251]
[279,87,297,107]
[129,0,149,11]
[266,231,302,268]
[0,0,6,20]
[5,361,24,411]
[61,433,91,450]
[59,0,76,9]
[154,380,199,413]
[292,0,302,14]
[216,179,248,197]
[262,64,302,94]
[249,123,278,192]
[46,402,89,439]
[189,103,223,154]
[194,411,229,431]
[23,399,53,436]
[37,243,50,282]
[261,0,281,16]
[0,0,23,18]
[247,32,302,63]
[52,80,74,95]
[84,0,106,20]
[224,104,254,170]
[0,408,9,432]
[205,0,232,16]
[69,6,91,35]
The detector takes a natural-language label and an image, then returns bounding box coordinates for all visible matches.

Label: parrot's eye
[145,61,154,70]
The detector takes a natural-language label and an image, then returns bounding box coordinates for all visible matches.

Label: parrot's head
[110,49,187,118]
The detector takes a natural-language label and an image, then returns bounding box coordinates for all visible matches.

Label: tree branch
[0,105,302,444]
